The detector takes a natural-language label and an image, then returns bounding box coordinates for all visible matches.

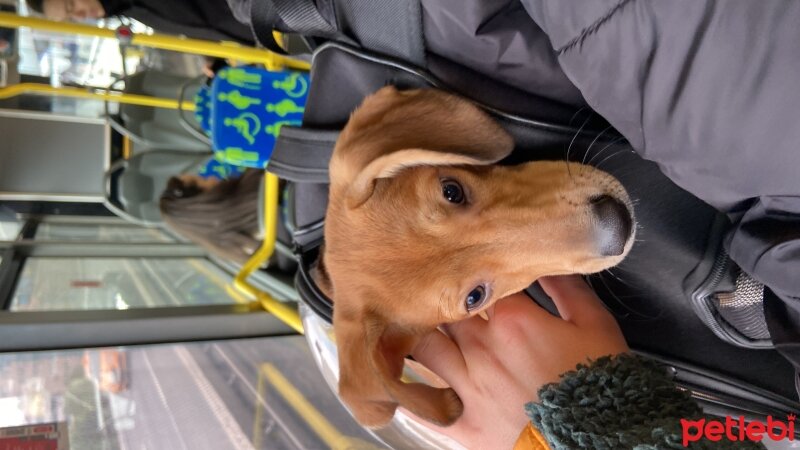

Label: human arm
[409,276,763,449]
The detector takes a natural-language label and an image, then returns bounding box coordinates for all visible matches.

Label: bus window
[16,3,150,90]
[0,219,21,240]
[0,337,387,449]
[36,222,175,243]
[10,256,238,311]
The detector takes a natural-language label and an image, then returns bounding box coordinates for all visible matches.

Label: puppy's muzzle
[591,195,633,256]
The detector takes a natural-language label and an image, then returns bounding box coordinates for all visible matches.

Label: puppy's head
[319,87,635,428]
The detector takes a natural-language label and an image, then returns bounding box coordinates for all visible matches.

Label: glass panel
[16,3,150,89]
[10,257,236,311]
[0,337,386,449]
[36,223,175,243]
[0,220,22,240]
[0,5,16,60]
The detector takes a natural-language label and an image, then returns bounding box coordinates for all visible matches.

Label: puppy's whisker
[586,149,624,175]
[586,136,627,167]
[564,107,589,180]
[604,268,647,292]
[565,157,574,181]
[565,112,594,180]
[603,268,635,288]
[587,276,628,319]
[581,126,614,166]
[567,106,589,127]
[593,148,630,170]
[596,168,639,179]
[590,273,662,320]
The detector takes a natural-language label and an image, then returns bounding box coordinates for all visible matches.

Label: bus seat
[139,121,208,151]
[109,70,209,152]
[104,150,212,226]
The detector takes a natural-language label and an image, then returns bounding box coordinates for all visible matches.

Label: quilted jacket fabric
[423,0,800,381]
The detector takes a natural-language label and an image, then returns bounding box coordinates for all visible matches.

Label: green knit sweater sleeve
[525,354,765,449]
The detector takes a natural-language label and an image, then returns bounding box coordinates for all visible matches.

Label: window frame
[0,215,299,352]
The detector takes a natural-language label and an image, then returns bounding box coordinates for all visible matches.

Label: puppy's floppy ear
[335,305,463,428]
[330,86,514,208]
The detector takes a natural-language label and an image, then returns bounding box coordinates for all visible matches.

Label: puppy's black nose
[591,195,632,256]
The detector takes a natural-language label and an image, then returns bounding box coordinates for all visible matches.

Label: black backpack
[248,0,799,424]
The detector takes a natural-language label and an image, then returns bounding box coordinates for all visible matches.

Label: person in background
[25,0,255,45]
[159,169,262,265]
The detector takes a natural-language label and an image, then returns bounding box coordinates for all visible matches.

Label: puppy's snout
[590,195,632,256]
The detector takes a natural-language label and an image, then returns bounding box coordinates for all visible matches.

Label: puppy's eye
[465,285,487,311]
[442,180,465,204]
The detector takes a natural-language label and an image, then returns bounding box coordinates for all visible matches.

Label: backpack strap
[249,0,425,65]
[250,0,339,53]
[268,126,334,251]
[268,0,337,35]
[267,126,336,182]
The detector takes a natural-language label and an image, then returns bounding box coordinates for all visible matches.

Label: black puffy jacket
[234,0,800,385]
[425,0,800,387]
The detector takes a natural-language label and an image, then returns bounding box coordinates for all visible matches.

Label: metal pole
[0,83,196,110]
[0,12,310,70]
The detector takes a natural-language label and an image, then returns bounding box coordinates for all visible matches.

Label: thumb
[537,275,610,325]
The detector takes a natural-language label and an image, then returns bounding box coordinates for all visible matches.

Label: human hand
[408,275,630,449]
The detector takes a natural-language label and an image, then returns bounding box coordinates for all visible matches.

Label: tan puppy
[315,86,635,428]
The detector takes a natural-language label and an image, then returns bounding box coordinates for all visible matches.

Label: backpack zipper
[691,249,772,349]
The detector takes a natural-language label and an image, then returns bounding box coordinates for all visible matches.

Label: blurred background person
[25,0,255,45]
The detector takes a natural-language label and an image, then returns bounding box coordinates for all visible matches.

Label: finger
[442,313,488,349]
[488,292,559,324]
[537,275,610,324]
[410,329,467,389]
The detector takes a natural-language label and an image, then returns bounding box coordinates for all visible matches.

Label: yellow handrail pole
[260,364,357,450]
[255,289,304,335]
[235,172,279,286]
[232,172,304,334]
[0,83,195,110]
[0,12,310,71]
[121,136,132,158]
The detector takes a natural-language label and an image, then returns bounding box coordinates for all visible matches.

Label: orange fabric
[513,423,550,450]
